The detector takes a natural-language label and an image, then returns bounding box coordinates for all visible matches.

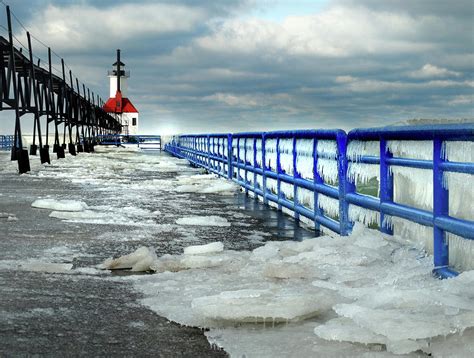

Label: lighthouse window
[132,118,137,126]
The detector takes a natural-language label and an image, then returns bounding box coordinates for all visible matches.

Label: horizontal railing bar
[434,216,474,240]
[381,202,433,227]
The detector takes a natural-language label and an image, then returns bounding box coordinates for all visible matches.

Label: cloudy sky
[0,0,472,134]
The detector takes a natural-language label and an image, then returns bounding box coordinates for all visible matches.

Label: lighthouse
[103,50,139,135]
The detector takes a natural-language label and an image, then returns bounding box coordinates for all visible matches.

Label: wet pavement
[0,149,315,357]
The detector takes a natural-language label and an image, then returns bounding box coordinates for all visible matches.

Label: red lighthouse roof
[103,92,139,113]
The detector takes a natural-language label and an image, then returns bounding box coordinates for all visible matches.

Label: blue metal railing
[0,135,14,150]
[165,123,474,278]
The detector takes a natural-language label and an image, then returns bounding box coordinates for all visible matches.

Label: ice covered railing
[347,123,474,277]
[167,133,231,175]
[166,130,351,236]
[164,123,474,278]
[0,135,15,150]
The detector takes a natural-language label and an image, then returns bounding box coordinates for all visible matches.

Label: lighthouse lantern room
[103,50,139,135]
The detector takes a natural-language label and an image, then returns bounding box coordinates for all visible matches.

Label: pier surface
[0,148,313,357]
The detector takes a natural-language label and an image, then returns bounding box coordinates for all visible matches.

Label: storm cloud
[0,0,472,134]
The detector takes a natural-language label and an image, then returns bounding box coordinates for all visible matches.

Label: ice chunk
[176,216,231,227]
[183,242,224,255]
[314,317,387,345]
[334,304,456,341]
[20,261,73,273]
[101,246,157,271]
[192,288,336,323]
[32,198,88,212]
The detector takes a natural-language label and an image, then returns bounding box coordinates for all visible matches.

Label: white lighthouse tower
[103,50,139,135]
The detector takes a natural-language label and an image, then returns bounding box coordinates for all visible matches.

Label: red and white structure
[103,50,139,135]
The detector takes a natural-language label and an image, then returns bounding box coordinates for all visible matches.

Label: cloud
[410,64,461,78]
[1,0,472,136]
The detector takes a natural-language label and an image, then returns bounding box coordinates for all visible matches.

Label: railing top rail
[264,129,345,140]
[348,123,474,140]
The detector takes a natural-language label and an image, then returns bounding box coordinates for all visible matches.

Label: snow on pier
[0,148,473,357]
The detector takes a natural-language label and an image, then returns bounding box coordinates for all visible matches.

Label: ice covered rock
[101,246,157,271]
[176,216,231,227]
[314,317,387,345]
[32,198,88,212]
[183,242,224,255]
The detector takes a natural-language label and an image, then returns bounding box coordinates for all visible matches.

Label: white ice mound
[150,252,232,272]
[191,288,336,323]
[32,198,88,212]
[176,216,231,227]
[101,246,157,272]
[20,261,73,273]
[175,174,239,195]
[184,242,224,255]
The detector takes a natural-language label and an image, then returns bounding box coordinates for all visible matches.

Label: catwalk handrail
[165,123,474,279]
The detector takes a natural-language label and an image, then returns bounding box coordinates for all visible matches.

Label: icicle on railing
[318,194,339,219]
[388,140,433,160]
[278,139,293,175]
[391,166,433,211]
[448,232,474,271]
[245,139,254,164]
[256,139,263,167]
[383,215,433,253]
[316,140,338,185]
[266,178,277,194]
[296,139,314,180]
[349,205,380,227]
[297,187,314,209]
[280,181,294,200]
[347,140,379,161]
[265,139,277,171]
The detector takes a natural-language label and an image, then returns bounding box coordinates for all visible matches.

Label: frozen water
[183,242,224,255]
[347,140,380,161]
[349,204,380,226]
[278,138,293,175]
[32,198,88,212]
[387,140,433,160]
[317,194,339,218]
[317,158,338,184]
[316,140,337,159]
[176,216,231,227]
[348,162,379,185]
[120,222,474,356]
[392,166,432,211]
[102,246,157,272]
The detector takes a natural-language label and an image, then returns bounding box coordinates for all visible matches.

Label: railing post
[380,138,394,234]
[276,137,282,211]
[292,136,299,221]
[227,134,232,179]
[313,138,321,232]
[262,133,268,205]
[253,137,258,196]
[336,131,352,236]
[433,138,449,271]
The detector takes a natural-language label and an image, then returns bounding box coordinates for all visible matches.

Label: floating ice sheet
[176,216,231,227]
[32,198,88,212]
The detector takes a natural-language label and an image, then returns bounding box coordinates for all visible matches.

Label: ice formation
[183,242,224,255]
[347,140,379,161]
[265,139,277,170]
[102,246,157,271]
[387,140,433,160]
[295,139,314,179]
[392,166,433,211]
[124,224,474,357]
[349,204,380,226]
[176,216,231,227]
[278,138,293,175]
[347,162,379,185]
[31,198,88,212]
[317,194,339,218]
